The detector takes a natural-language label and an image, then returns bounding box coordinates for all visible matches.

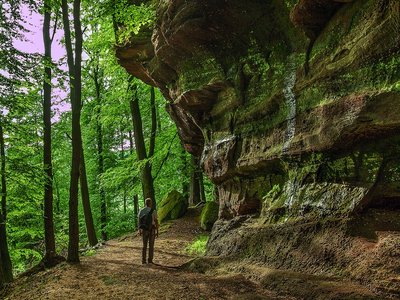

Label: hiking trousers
[142,228,155,263]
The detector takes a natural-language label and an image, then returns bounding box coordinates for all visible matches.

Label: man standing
[138,198,159,264]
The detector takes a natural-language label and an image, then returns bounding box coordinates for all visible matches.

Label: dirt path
[3,209,288,300]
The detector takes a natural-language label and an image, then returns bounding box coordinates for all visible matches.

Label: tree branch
[153,132,178,181]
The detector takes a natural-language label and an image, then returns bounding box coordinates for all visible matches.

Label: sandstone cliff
[117,0,400,296]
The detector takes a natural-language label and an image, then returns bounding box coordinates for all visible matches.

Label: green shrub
[185,235,209,256]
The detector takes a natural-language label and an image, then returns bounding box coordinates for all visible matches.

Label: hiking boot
[148,260,153,264]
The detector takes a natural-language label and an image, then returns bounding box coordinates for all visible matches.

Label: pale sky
[13,4,71,118]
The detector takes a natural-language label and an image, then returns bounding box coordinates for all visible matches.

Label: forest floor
[3,208,380,300]
[3,208,288,300]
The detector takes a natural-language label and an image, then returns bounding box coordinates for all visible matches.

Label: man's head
[145,198,152,207]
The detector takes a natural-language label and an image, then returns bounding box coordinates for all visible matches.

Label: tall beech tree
[93,62,107,241]
[42,0,64,266]
[61,0,83,263]
[129,77,156,207]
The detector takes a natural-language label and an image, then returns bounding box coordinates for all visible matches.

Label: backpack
[139,208,154,230]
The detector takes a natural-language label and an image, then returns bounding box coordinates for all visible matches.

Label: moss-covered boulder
[200,201,219,231]
[158,190,188,223]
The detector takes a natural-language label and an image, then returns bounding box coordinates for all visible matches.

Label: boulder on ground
[158,190,188,223]
[200,201,219,231]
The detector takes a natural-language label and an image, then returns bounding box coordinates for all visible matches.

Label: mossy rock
[200,201,219,231]
[158,190,188,223]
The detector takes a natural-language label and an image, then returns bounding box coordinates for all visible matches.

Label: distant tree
[189,156,205,206]
[93,60,107,241]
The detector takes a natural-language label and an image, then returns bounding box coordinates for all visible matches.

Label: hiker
[138,198,159,264]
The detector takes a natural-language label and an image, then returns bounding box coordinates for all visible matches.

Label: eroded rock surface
[117,0,400,296]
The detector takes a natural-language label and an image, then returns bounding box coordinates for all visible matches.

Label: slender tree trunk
[62,0,83,263]
[0,213,12,284]
[93,67,107,241]
[42,0,57,265]
[129,77,155,207]
[189,155,203,205]
[133,194,139,229]
[120,124,124,159]
[0,254,4,288]
[79,142,98,246]
[0,125,12,283]
[128,130,134,155]
[0,126,6,220]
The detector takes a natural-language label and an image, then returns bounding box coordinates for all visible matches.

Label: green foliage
[114,0,156,45]
[185,235,209,256]
[263,184,282,202]
[10,248,42,274]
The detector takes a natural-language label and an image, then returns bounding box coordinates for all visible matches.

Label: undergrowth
[185,235,209,256]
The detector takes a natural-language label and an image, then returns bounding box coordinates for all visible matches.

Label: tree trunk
[79,142,98,246]
[189,155,202,206]
[62,0,83,263]
[119,124,124,159]
[0,126,6,220]
[0,253,3,288]
[93,67,107,241]
[128,130,133,155]
[42,0,57,265]
[0,125,12,283]
[133,194,139,229]
[129,77,155,208]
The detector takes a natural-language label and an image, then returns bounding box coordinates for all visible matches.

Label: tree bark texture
[62,0,82,263]
[79,142,98,246]
[133,194,139,229]
[189,155,204,205]
[0,125,13,283]
[42,0,57,264]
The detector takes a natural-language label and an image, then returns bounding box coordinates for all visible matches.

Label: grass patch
[82,249,97,257]
[185,235,209,256]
